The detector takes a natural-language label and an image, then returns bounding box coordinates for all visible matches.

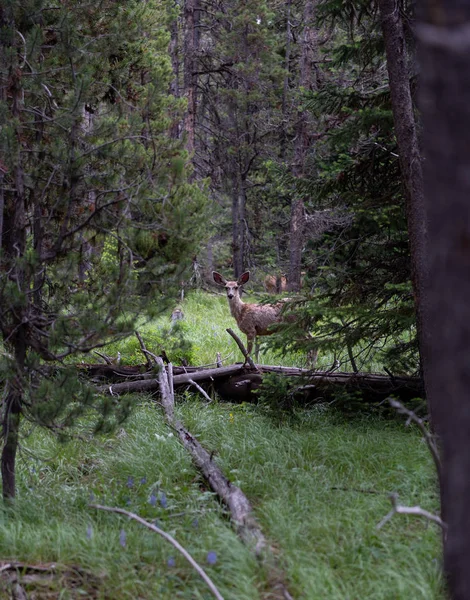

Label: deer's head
[213,271,250,300]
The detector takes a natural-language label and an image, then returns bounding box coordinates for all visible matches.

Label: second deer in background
[264,274,288,294]
[264,272,307,294]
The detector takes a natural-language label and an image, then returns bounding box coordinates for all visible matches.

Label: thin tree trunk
[280,0,292,160]
[378,0,428,369]
[1,12,26,500]
[183,0,199,156]
[1,393,21,501]
[418,2,470,597]
[288,198,305,291]
[168,4,181,140]
[288,0,317,292]
[231,171,246,278]
[0,172,4,250]
[170,6,180,100]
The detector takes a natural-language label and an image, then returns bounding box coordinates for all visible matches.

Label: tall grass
[0,290,442,599]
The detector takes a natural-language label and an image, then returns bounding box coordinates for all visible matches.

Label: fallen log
[93,362,424,406]
[155,359,294,598]
[157,365,263,548]
[214,368,424,405]
[94,364,245,395]
[80,362,207,382]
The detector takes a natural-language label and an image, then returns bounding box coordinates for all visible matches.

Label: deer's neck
[228,294,244,321]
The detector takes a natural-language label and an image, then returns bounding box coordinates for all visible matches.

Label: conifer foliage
[0,0,206,498]
[267,0,420,373]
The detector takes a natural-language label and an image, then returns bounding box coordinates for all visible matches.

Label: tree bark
[1,17,26,499]
[418,2,470,597]
[1,394,21,501]
[280,0,292,160]
[288,199,305,291]
[230,150,247,278]
[183,0,199,156]
[288,0,317,292]
[378,0,428,369]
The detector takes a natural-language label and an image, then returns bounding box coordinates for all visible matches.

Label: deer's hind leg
[245,333,256,361]
[254,338,260,363]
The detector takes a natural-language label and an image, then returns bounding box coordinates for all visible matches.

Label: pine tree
[268,0,420,373]
[0,0,207,499]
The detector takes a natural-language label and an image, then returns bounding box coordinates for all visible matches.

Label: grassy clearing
[0,290,442,598]
[2,401,442,599]
[104,290,324,368]
[102,289,394,372]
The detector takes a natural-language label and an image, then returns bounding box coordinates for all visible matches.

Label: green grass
[104,289,331,368]
[2,401,442,599]
[0,290,442,599]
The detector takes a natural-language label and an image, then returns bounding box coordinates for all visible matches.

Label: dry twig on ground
[90,504,224,600]
[377,493,446,531]
[388,397,441,480]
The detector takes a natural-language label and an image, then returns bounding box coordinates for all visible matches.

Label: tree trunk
[0,171,4,250]
[231,172,246,278]
[280,0,292,160]
[183,0,200,156]
[378,0,428,370]
[418,2,470,597]
[288,199,305,291]
[1,12,27,500]
[1,393,21,501]
[288,0,317,292]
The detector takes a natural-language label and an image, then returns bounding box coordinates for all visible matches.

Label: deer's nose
[227,293,234,299]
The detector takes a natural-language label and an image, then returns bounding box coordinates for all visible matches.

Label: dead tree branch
[89,504,224,600]
[388,397,441,480]
[377,493,446,531]
[156,360,266,554]
[188,378,213,402]
[95,364,245,396]
[226,328,257,369]
[135,331,153,369]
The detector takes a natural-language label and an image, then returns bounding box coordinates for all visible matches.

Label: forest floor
[0,291,443,599]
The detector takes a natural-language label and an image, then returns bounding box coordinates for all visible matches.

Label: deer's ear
[213,271,226,286]
[238,271,250,286]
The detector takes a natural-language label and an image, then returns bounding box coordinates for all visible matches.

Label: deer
[263,271,307,294]
[213,270,296,362]
[264,274,287,294]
